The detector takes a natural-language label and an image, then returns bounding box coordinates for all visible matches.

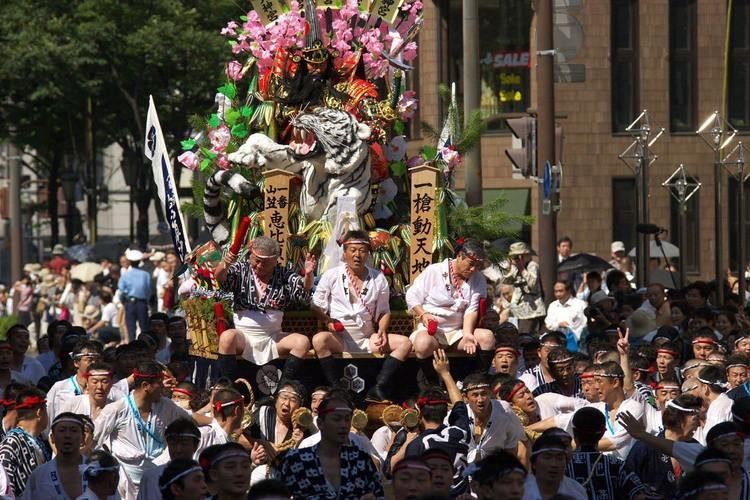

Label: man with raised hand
[311,229,410,400]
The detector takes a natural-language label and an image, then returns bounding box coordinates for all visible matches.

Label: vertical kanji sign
[263,169,297,265]
[409,164,438,283]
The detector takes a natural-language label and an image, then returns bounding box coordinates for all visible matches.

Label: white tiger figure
[228,107,372,221]
[203,170,259,245]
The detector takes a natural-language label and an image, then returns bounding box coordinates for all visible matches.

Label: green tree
[0,0,237,245]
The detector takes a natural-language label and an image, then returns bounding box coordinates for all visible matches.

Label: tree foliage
[0,0,238,244]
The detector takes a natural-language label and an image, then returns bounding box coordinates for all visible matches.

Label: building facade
[410,0,750,282]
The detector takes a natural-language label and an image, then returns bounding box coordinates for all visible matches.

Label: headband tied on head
[656,348,680,357]
[666,400,699,414]
[462,383,490,393]
[318,406,353,415]
[15,396,46,410]
[82,461,120,478]
[549,356,574,365]
[342,239,371,247]
[209,450,250,467]
[679,483,728,499]
[251,249,277,260]
[415,397,449,409]
[494,347,519,356]
[132,369,163,380]
[594,372,623,379]
[579,372,595,380]
[84,370,112,379]
[727,363,748,371]
[392,460,432,476]
[213,397,243,415]
[51,415,84,430]
[505,382,526,403]
[277,388,302,400]
[697,376,729,390]
[159,466,202,491]
[0,343,12,351]
[691,338,717,346]
[171,388,194,399]
[530,446,567,458]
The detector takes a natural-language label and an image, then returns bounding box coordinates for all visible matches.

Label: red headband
[0,344,12,351]
[213,397,243,414]
[505,382,526,403]
[15,396,46,410]
[0,399,15,408]
[416,397,449,408]
[172,388,194,398]
[495,347,519,356]
[132,370,164,380]
[579,372,595,380]
[656,348,680,357]
[692,339,717,346]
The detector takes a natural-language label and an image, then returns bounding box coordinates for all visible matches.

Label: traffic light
[505,116,536,177]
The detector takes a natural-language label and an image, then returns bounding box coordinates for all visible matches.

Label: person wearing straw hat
[214,236,316,382]
[0,387,50,496]
[21,412,86,499]
[502,241,546,336]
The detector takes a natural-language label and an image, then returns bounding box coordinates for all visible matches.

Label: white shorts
[337,326,373,353]
[234,310,286,364]
[409,325,463,347]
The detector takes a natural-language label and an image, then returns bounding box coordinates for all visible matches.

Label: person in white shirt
[58,362,120,422]
[196,388,244,455]
[76,449,120,500]
[544,281,587,342]
[46,340,103,422]
[694,365,732,442]
[311,230,410,401]
[6,325,45,385]
[93,360,189,500]
[137,419,201,500]
[457,373,525,462]
[591,361,645,461]
[406,239,494,386]
[522,432,587,500]
[21,412,87,500]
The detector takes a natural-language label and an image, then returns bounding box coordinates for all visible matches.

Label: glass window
[444,0,533,131]
[669,0,697,132]
[669,177,700,273]
[728,0,750,130]
[728,178,750,273]
[611,0,639,133]
[612,178,637,251]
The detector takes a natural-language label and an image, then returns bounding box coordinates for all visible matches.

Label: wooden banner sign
[409,164,439,283]
[262,169,298,265]
[251,0,287,25]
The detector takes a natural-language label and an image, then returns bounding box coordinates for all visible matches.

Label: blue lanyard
[69,375,83,396]
[11,427,51,462]
[127,394,163,458]
[744,383,750,398]
[604,405,616,435]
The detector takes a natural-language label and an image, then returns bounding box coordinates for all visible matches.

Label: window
[728,0,750,130]
[611,0,639,133]
[669,177,700,273]
[443,0,533,131]
[612,178,637,251]
[728,178,750,272]
[669,0,697,132]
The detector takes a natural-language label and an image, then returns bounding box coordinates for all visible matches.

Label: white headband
[531,447,567,458]
[159,465,202,491]
[82,461,120,478]
[666,400,699,413]
[166,432,200,441]
[462,383,490,393]
[52,416,84,430]
[697,376,729,390]
[680,483,728,499]
[210,451,250,467]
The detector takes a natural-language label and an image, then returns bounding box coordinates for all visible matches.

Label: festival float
[171,0,515,402]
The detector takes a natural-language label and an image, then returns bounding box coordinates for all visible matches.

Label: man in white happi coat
[93,360,189,500]
[58,362,117,422]
[21,412,87,500]
[137,418,201,500]
[406,238,495,386]
[311,230,411,400]
[214,236,315,382]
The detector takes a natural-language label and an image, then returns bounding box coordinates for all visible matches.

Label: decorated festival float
[170,0,523,407]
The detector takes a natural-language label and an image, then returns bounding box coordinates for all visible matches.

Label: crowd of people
[0,231,748,499]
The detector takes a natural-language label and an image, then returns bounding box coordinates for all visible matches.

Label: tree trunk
[48,150,60,245]
[135,159,152,247]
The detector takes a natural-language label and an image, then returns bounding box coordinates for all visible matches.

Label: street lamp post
[723,141,749,302]
[662,165,701,288]
[697,111,736,304]
[619,110,664,288]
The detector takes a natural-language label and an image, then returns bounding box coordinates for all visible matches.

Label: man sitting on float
[406,238,495,386]
[311,230,412,400]
[214,236,316,382]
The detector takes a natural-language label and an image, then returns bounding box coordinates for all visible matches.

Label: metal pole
[679,204,687,288]
[8,144,22,283]
[86,96,97,244]
[536,0,557,300]
[462,0,482,207]
[716,150,725,303]
[637,147,650,287]
[739,167,746,303]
